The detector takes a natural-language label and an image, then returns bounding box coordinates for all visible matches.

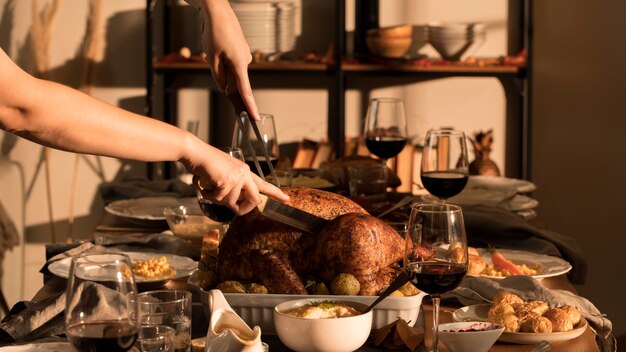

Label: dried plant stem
[67,0,103,243]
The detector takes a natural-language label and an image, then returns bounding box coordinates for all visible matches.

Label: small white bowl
[274,299,373,352]
[438,321,504,352]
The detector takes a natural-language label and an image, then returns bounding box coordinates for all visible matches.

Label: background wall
[532,0,626,341]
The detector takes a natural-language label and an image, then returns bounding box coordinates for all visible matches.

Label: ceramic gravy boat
[205,289,263,352]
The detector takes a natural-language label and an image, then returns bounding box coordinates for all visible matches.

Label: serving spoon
[363,271,410,313]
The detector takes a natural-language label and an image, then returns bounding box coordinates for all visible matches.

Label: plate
[48,252,197,283]
[471,248,572,280]
[105,197,200,220]
[452,304,588,344]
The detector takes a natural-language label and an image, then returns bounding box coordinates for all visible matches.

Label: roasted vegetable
[216,280,246,293]
[246,283,268,294]
[330,273,360,295]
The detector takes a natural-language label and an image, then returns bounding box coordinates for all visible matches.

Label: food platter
[0,342,74,351]
[452,304,588,344]
[471,248,572,280]
[48,252,197,283]
[105,196,199,221]
[188,271,427,333]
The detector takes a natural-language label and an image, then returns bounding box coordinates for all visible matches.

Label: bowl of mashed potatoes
[274,299,373,352]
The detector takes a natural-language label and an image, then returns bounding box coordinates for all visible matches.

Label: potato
[246,283,268,294]
[216,280,246,293]
[330,273,360,295]
[195,270,218,290]
[398,281,420,296]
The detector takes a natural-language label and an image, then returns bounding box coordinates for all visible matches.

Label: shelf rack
[146,0,531,179]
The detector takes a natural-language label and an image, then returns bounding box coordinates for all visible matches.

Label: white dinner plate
[48,252,197,283]
[470,248,572,280]
[0,342,74,351]
[105,197,199,221]
[452,304,588,344]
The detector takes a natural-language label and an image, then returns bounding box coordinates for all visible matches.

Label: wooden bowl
[367,24,413,38]
[366,35,412,58]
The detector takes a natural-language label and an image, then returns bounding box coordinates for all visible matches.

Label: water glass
[347,163,388,201]
[138,290,192,352]
[137,325,175,352]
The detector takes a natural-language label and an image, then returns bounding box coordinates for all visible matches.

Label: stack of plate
[428,22,486,61]
[230,0,297,54]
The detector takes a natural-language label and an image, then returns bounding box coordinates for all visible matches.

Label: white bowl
[430,37,485,61]
[438,322,504,352]
[274,299,373,352]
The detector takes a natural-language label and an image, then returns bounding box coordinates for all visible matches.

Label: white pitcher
[205,289,264,352]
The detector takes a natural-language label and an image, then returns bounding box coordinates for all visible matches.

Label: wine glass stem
[431,295,441,352]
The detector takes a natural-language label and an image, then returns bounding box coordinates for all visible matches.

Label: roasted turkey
[217,187,405,295]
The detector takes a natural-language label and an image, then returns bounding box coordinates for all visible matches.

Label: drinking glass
[65,253,139,352]
[194,147,245,223]
[232,114,279,179]
[364,98,408,163]
[420,129,469,202]
[138,290,192,352]
[405,203,468,352]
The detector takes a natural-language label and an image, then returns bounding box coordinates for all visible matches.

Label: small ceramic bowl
[274,299,373,352]
[438,321,504,352]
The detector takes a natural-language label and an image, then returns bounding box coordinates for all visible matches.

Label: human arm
[185,0,260,120]
[0,48,287,214]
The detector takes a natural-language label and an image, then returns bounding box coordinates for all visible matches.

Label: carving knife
[258,195,329,234]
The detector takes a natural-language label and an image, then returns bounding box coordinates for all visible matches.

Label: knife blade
[258,195,329,234]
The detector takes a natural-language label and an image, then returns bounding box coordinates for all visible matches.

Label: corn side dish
[481,263,538,277]
[132,256,176,279]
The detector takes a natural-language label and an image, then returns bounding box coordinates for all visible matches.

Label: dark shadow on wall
[0,0,14,53]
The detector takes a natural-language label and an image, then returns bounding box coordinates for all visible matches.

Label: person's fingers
[254,177,290,202]
[211,57,227,93]
[237,181,262,215]
[233,68,260,121]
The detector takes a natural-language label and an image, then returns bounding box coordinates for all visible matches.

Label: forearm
[0,60,201,163]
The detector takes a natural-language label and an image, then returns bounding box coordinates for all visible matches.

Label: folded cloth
[99,178,195,204]
[442,276,615,349]
[463,205,587,284]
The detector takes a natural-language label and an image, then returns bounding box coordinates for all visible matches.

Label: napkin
[442,276,615,349]
[372,318,424,351]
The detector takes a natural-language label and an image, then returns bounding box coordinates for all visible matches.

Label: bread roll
[543,308,574,332]
[488,302,515,321]
[560,305,582,325]
[521,316,553,333]
[492,291,524,306]
[490,314,520,332]
[191,337,205,352]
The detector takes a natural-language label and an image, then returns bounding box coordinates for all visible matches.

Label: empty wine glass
[405,203,468,352]
[65,253,139,352]
[420,129,469,202]
[232,114,279,179]
[364,98,408,163]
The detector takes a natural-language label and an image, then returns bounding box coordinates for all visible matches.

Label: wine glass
[65,253,139,352]
[420,129,469,202]
[232,114,279,179]
[405,203,468,352]
[194,147,245,223]
[364,98,408,163]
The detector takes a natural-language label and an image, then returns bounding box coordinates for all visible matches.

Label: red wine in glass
[245,156,279,177]
[67,321,138,352]
[406,262,467,295]
[420,171,469,200]
[198,199,236,223]
[365,136,408,160]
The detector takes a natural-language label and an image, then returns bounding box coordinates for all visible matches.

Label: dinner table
[0,188,607,352]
